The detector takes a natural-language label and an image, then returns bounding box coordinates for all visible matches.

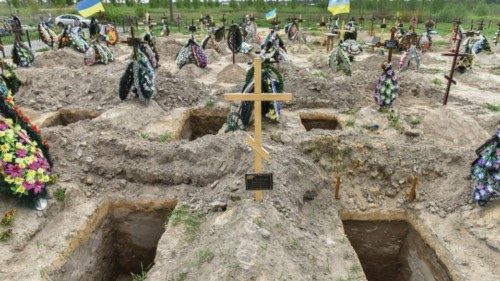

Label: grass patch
[130,263,151,281]
[312,70,329,80]
[159,132,173,143]
[37,47,51,53]
[410,116,421,128]
[432,78,443,86]
[345,118,355,127]
[139,132,150,140]
[169,272,188,281]
[1,209,15,227]
[170,204,204,239]
[492,66,500,76]
[484,103,500,112]
[205,99,215,108]
[386,110,405,134]
[54,188,67,202]
[195,248,215,265]
[0,229,13,242]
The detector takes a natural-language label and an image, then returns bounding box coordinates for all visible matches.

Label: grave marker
[384,27,398,63]
[335,176,341,200]
[442,33,468,105]
[369,16,376,36]
[121,26,144,60]
[223,58,293,202]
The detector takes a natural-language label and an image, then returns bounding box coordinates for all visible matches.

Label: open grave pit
[340,211,454,281]
[180,107,229,141]
[300,112,342,131]
[52,200,177,281]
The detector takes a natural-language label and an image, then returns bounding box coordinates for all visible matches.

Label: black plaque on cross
[441,35,469,105]
[245,173,273,191]
[478,20,485,31]
[384,27,398,63]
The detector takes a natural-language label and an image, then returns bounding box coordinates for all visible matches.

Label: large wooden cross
[223,58,293,202]
[386,27,398,63]
[442,35,468,105]
[369,16,376,36]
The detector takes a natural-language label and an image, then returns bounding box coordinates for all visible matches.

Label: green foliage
[135,5,146,18]
[410,116,421,128]
[290,0,298,10]
[54,188,67,202]
[139,132,150,140]
[255,0,266,12]
[431,78,442,86]
[130,263,152,281]
[169,273,188,281]
[345,118,355,127]
[11,0,20,9]
[103,4,126,22]
[192,0,201,9]
[484,103,500,112]
[159,132,173,143]
[1,210,15,227]
[110,0,117,6]
[205,99,215,107]
[229,0,237,10]
[386,110,404,134]
[195,249,215,265]
[317,0,328,9]
[0,229,13,242]
[170,204,204,239]
[125,0,135,7]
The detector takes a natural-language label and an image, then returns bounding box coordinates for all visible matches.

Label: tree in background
[229,0,238,10]
[290,0,298,10]
[192,0,201,9]
[125,0,135,7]
[12,0,21,9]
[255,0,266,12]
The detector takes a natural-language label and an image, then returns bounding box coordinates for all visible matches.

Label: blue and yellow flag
[328,0,350,15]
[76,0,105,18]
[265,8,277,20]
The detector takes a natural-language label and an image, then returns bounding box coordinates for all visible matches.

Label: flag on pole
[76,0,105,18]
[265,8,277,20]
[328,0,350,15]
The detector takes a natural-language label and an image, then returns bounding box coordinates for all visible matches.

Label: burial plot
[300,113,342,131]
[54,200,177,281]
[342,218,452,281]
[180,108,229,141]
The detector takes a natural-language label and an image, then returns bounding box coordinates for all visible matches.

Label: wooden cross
[121,26,143,60]
[223,58,293,202]
[495,23,500,46]
[442,36,469,105]
[369,16,376,36]
[386,27,398,63]
[478,19,485,31]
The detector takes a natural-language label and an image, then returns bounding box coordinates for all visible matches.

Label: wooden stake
[387,27,397,63]
[224,58,293,203]
[335,176,341,200]
[442,34,468,105]
[408,176,418,203]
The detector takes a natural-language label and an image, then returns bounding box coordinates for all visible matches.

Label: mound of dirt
[156,37,184,61]
[231,53,255,64]
[216,64,246,84]
[205,49,221,63]
[33,48,83,69]
[156,68,210,109]
[288,44,312,55]
[176,64,210,79]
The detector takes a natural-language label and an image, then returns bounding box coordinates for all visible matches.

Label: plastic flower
[3,153,13,162]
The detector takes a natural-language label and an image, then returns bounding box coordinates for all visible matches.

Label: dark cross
[381,17,387,29]
[441,35,469,105]
[358,15,364,28]
[385,27,398,63]
[478,20,485,31]
[121,26,144,60]
[496,22,500,46]
[369,15,376,36]
[470,19,474,30]
[12,26,23,43]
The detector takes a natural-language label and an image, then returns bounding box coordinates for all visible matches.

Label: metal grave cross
[369,16,376,36]
[223,58,293,203]
[121,26,144,60]
[478,20,485,31]
[441,36,469,105]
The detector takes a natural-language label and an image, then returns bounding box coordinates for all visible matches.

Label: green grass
[54,188,67,202]
[386,110,405,134]
[432,78,443,86]
[170,204,205,239]
[492,66,500,76]
[410,116,421,128]
[168,273,188,281]
[484,103,500,112]
[345,118,356,127]
[195,248,215,265]
[0,229,12,242]
[139,132,150,140]
[205,99,215,108]
[159,132,173,143]
[1,209,15,227]
[130,263,152,281]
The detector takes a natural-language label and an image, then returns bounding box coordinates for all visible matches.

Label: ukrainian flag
[76,0,105,18]
[265,8,277,20]
[328,0,350,15]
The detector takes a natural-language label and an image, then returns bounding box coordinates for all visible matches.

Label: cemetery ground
[0,28,499,281]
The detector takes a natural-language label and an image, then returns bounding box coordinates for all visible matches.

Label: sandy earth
[0,28,499,281]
